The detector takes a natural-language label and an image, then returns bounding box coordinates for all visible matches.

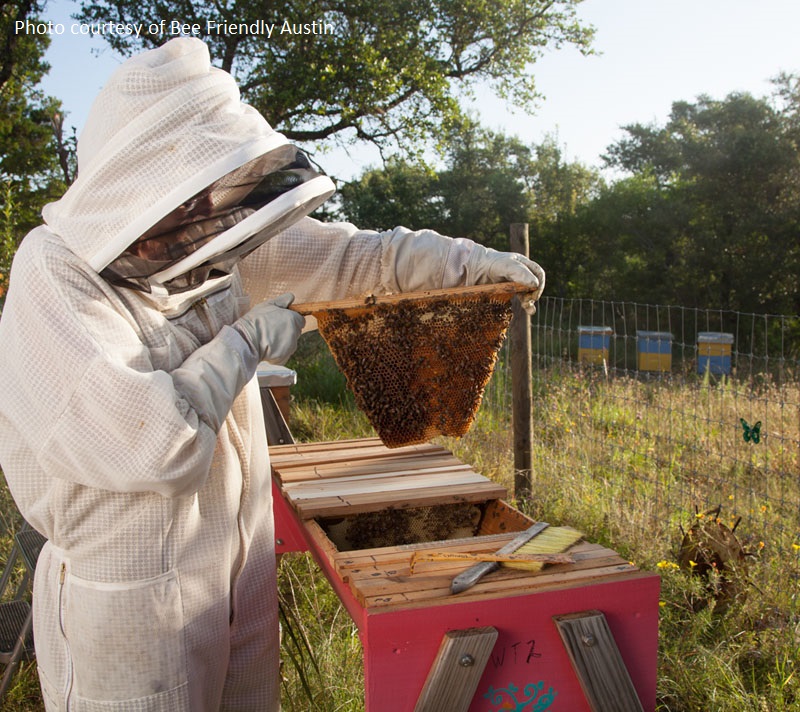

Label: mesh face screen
[314,289,515,448]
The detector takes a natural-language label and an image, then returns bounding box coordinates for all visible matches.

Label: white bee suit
[0,38,544,712]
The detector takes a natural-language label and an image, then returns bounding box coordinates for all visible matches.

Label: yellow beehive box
[697,332,734,375]
[636,331,672,372]
[577,326,613,365]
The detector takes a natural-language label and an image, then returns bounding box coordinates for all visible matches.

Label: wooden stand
[414,627,499,712]
[271,438,660,711]
[554,611,645,712]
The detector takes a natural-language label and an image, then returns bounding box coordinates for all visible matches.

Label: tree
[0,0,69,192]
[339,121,538,248]
[524,136,602,297]
[339,122,602,274]
[434,120,536,250]
[569,171,690,302]
[76,0,594,154]
[0,1,73,303]
[338,157,442,231]
[602,91,800,313]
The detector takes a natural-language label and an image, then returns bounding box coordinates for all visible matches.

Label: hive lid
[292,283,527,448]
[697,331,734,344]
[578,325,613,334]
[636,330,673,339]
[256,363,297,388]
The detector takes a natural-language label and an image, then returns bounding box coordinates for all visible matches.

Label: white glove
[465,245,545,315]
[232,293,305,366]
[382,229,545,315]
[171,293,304,432]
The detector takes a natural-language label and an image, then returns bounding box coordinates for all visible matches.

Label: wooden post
[510,223,533,501]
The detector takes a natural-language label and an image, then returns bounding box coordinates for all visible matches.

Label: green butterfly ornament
[740,418,762,444]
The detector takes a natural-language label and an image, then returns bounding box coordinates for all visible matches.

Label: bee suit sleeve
[239,219,546,315]
[173,293,304,432]
[0,232,302,500]
[380,228,546,314]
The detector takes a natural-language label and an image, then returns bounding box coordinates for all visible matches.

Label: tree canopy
[1,1,72,302]
[341,84,800,315]
[594,87,800,313]
[76,0,594,154]
[340,121,601,253]
[0,0,69,198]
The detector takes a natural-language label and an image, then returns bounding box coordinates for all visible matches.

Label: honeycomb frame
[295,283,526,447]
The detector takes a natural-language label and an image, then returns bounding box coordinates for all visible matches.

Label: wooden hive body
[272,438,641,611]
[271,438,661,711]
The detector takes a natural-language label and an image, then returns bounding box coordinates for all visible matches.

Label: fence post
[510,223,533,501]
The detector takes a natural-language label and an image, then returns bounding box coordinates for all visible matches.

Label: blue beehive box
[697,332,734,375]
[578,326,613,365]
[636,331,672,372]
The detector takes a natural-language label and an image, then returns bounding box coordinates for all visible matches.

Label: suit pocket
[64,568,188,703]
[71,682,191,712]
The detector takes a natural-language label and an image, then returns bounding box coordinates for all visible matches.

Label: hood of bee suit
[42,37,335,296]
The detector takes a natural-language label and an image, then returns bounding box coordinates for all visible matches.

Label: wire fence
[483,296,800,577]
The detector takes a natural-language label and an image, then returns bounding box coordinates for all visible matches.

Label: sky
[33,0,800,181]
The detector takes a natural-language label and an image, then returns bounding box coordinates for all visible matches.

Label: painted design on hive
[483,680,557,711]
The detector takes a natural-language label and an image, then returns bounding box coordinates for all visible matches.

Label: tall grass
[0,473,45,711]
[1,334,799,710]
[278,553,364,711]
[280,339,800,711]
[508,367,800,710]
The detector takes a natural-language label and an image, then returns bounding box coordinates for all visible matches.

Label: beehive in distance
[293,283,525,447]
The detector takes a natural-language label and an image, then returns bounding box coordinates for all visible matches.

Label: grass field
[1,335,799,710]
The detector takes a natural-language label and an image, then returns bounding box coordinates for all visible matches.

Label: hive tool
[450,521,550,594]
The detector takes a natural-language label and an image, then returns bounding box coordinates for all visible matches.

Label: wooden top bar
[289,282,528,315]
[270,438,640,611]
[271,437,507,519]
[304,518,637,611]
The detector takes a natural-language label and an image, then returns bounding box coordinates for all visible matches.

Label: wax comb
[292,283,528,447]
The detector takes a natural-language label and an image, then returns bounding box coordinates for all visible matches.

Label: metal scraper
[450,521,550,594]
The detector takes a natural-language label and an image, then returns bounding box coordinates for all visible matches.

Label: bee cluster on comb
[312,285,518,447]
[319,502,484,551]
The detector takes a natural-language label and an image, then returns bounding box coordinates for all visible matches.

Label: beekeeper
[0,37,544,711]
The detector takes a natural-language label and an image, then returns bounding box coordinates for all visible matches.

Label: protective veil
[0,38,544,712]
